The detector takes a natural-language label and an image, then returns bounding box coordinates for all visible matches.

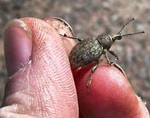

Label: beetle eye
[112,35,122,41]
[116,35,122,40]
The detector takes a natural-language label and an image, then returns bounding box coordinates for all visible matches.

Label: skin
[0,17,149,118]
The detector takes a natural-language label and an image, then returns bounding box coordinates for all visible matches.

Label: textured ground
[0,0,150,111]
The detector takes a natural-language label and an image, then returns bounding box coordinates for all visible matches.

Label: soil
[0,0,150,111]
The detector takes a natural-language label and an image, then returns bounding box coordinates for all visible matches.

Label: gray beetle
[61,18,144,91]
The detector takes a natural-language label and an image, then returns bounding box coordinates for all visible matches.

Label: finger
[4,19,32,76]
[1,18,78,118]
[74,62,149,118]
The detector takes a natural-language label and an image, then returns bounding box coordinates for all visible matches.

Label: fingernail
[45,17,74,36]
[52,17,74,35]
[44,18,76,55]
[4,19,32,76]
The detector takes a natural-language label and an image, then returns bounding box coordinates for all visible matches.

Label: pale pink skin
[0,17,149,118]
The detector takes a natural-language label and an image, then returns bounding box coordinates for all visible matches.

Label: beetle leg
[108,50,119,60]
[60,34,84,41]
[103,50,116,65]
[103,50,111,64]
[87,61,99,92]
[104,51,126,76]
[110,62,126,76]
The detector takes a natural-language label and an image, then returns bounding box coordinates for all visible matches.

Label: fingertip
[74,62,149,118]
[2,17,79,117]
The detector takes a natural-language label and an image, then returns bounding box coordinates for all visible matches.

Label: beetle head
[98,18,145,50]
[111,18,144,42]
[112,31,145,42]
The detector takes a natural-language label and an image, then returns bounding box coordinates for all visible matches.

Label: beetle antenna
[117,18,135,34]
[121,31,145,37]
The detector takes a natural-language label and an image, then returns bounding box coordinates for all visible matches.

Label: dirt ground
[0,0,150,111]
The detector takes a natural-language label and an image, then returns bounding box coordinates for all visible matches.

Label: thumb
[1,18,78,118]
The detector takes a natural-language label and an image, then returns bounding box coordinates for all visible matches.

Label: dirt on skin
[0,0,150,110]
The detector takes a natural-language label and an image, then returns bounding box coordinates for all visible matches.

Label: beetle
[61,18,144,91]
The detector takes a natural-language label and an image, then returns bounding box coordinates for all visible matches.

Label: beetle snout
[112,35,122,41]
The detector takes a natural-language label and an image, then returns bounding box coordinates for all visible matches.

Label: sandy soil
[0,0,150,110]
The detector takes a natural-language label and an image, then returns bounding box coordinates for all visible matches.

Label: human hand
[0,17,149,118]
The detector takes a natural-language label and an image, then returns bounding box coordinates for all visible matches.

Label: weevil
[61,18,144,91]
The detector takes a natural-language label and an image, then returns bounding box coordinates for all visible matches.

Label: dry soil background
[0,0,150,111]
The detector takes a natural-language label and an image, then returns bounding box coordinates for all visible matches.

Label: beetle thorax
[97,34,113,50]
